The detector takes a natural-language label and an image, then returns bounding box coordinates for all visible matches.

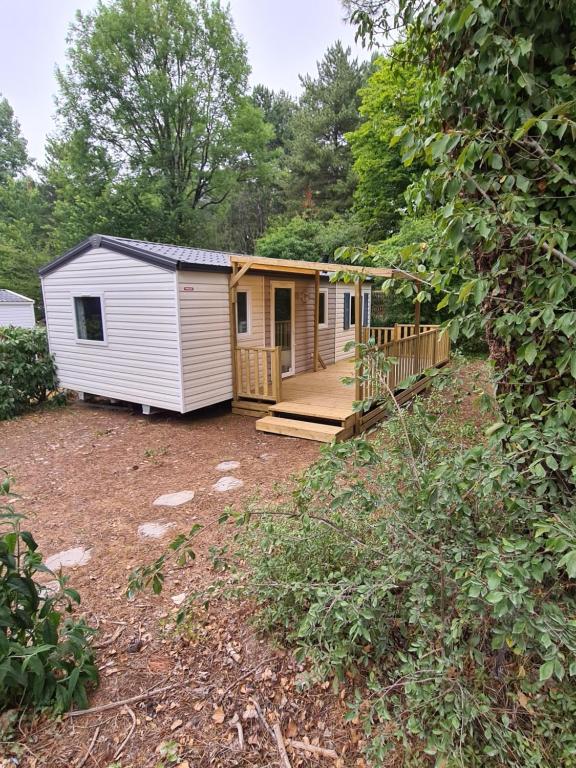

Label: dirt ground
[0,400,369,768]
[0,362,490,768]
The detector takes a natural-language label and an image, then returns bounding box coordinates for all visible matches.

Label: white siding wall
[41,248,182,411]
[178,271,233,411]
[0,303,35,328]
[334,284,372,361]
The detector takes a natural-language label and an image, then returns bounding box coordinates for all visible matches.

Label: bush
[255,214,365,262]
[232,368,576,766]
[0,473,98,713]
[0,326,58,419]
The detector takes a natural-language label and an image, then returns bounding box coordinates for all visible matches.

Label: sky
[0,0,371,164]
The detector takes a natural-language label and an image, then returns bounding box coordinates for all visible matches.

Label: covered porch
[227,255,450,442]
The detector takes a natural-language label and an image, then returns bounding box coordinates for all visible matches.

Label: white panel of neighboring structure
[334,283,372,362]
[178,270,233,411]
[41,247,182,411]
[0,302,35,328]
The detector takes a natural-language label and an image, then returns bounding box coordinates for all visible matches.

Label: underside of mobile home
[39,235,450,442]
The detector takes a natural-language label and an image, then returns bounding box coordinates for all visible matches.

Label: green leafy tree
[347,55,422,238]
[54,0,271,244]
[0,96,28,180]
[252,85,298,153]
[255,214,364,262]
[286,42,369,215]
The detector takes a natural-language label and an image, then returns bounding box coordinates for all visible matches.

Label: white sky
[0,0,371,163]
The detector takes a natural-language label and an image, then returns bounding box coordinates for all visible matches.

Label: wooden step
[255,415,347,443]
[269,401,355,426]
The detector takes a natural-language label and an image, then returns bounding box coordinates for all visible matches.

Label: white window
[236,290,250,335]
[74,295,106,343]
[318,289,328,328]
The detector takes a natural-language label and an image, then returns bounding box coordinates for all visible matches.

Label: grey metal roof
[103,235,234,269]
[39,234,239,276]
[0,288,33,303]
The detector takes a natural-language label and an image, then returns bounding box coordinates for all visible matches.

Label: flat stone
[212,476,244,493]
[45,546,92,570]
[39,580,60,598]
[259,453,275,461]
[153,490,195,507]
[216,461,240,472]
[138,521,176,539]
[171,592,187,606]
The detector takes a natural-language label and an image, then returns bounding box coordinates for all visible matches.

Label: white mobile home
[0,289,36,328]
[39,235,449,441]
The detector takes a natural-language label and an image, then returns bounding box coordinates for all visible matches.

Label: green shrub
[0,473,98,713]
[0,326,58,419]
[233,371,576,767]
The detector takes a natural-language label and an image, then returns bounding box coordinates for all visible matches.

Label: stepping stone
[45,546,92,570]
[153,490,195,507]
[212,476,244,493]
[138,521,176,539]
[171,592,187,606]
[216,461,240,472]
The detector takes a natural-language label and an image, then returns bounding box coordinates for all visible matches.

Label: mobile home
[40,235,449,441]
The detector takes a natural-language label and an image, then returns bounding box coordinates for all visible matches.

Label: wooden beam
[230,254,416,281]
[230,260,253,287]
[354,279,362,402]
[228,264,238,399]
[413,284,421,376]
[313,272,319,372]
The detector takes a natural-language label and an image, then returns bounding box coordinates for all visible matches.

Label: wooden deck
[233,326,451,442]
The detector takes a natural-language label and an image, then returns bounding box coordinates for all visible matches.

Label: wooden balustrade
[359,327,450,401]
[234,346,282,402]
[363,324,438,346]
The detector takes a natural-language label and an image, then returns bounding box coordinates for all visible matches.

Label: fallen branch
[113,706,137,761]
[251,698,275,740]
[76,725,100,768]
[272,723,292,768]
[92,625,124,650]
[235,720,245,751]
[217,659,272,703]
[67,684,180,717]
[286,739,339,760]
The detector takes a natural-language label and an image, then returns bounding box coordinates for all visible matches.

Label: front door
[271,282,295,377]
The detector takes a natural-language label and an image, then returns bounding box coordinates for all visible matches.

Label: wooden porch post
[228,263,238,399]
[354,279,363,402]
[413,281,421,375]
[313,272,320,372]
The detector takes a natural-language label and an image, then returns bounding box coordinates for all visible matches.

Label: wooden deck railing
[359,326,450,401]
[235,346,282,402]
[363,324,438,346]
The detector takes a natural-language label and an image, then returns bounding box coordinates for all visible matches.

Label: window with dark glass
[74,296,104,341]
[350,295,356,326]
[237,291,248,334]
[318,291,327,326]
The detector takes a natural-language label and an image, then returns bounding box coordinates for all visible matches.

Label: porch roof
[230,254,417,281]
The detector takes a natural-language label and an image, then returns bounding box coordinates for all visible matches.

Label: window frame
[362,291,370,327]
[236,288,251,336]
[318,288,328,329]
[72,293,107,346]
[350,294,356,327]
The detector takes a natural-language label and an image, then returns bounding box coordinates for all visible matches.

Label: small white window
[236,290,250,335]
[74,295,106,343]
[318,289,328,328]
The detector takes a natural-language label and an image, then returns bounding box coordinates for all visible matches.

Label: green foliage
[0,96,28,181]
[347,54,422,238]
[236,370,576,766]
[351,0,576,499]
[52,0,273,247]
[0,327,59,420]
[0,473,98,713]
[286,42,369,215]
[255,214,365,262]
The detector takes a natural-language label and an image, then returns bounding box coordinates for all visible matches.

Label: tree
[0,96,28,180]
[54,0,271,244]
[252,85,298,153]
[347,54,422,239]
[255,214,364,261]
[286,42,369,215]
